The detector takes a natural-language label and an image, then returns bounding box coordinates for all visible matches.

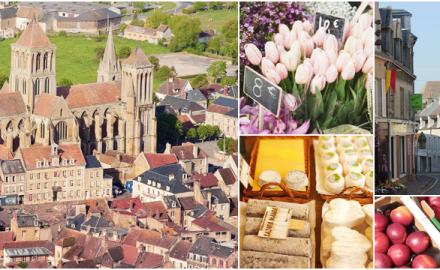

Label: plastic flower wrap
[241,6,373,134]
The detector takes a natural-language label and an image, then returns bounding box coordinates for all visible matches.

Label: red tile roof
[0,231,14,250]
[192,215,227,232]
[123,228,177,249]
[33,93,59,117]
[122,244,139,266]
[190,114,206,124]
[207,104,233,114]
[122,47,151,66]
[0,81,10,94]
[157,78,189,96]
[217,168,236,185]
[4,240,54,253]
[58,81,121,109]
[169,240,192,261]
[0,92,26,117]
[20,143,86,170]
[171,143,206,160]
[0,145,13,160]
[15,19,53,48]
[144,153,178,169]
[136,252,164,268]
[193,173,218,188]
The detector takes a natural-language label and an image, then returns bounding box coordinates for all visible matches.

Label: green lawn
[191,9,237,32]
[0,35,169,86]
[143,2,177,14]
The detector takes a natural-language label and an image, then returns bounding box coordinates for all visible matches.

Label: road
[398,173,440,195]
[167,2,192,14]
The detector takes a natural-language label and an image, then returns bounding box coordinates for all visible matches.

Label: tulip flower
[325,65,338,84]
[362,56,373,74]
[273,33,284,47]
[359,13,372,31]
[265,41,280,64]
[323,34,339,54]
[266,69,282,85]
[295,63,313,84]
[326,49,338,65]
[353,50,367,72]
[244,43,263,65]
[283,41,301,71]
[311,48,329,76]
[310,74,326,94]
[344,36,360,55]
[313,27,326,47]
[341,58,356,80]
[304,39,314,57]
[283,93,298,111]
[292,21,303,33]
[336,50,351,72]
[279,24,290,40]
[284,31,296,49]
[303,20,313,33]
[350,23,363,39]
[261,57,275,76]
[276,63,289,80]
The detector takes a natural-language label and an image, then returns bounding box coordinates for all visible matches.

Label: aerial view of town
[0,1,238,268]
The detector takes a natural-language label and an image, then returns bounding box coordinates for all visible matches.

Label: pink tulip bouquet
[241,11,373,134]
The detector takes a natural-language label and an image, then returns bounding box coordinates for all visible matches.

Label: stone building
[375,7,418,183]
[0,159,26,203]
[205,96,238,140]
[0,18,157,158]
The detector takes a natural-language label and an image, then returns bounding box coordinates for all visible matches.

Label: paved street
[399,173,440,195]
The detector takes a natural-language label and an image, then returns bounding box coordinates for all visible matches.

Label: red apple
[375,252,393,268]
[390,206,414,226]
[375,212,389,232]
[412,254,438,268]
[405,231,430,254]
[386,223,407,244]
[428,197,440,208]
[387,244,411,267]
[375,231,390,253]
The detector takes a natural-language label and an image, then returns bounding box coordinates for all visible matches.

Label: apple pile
[375,205,438,268]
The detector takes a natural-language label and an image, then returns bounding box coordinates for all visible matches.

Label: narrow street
[399,173,440,195]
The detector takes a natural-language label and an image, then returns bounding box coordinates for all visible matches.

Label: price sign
[314,12,345,40]
[243,66,282,117]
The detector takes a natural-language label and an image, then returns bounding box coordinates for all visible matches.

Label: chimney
[192,145,198,158]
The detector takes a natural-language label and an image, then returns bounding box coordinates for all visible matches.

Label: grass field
[143,2,177,14]
[191,9,237,32]
[0,35,170,86]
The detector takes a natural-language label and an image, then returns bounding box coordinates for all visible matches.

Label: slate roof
[0,92,26,117]
[217,168,236,185]
[75,7,121,21]
[189,237,233,258]
[163,195,181,209]
[81,215,113,233]
[107,246,124,262]
[138,163,190,194]
[0,6,17,19]
[159,96,204,114]
[210,243,235,258]
[169,240,192,261]
[0,159,25,174]
[186,89,206,102]
[85,155,101,168]
[58,81,121,109]
[15,19,53,48]
[213,96,238,110]
[225,108,238,118]
[201,188,229,204]
[144,153,178,169]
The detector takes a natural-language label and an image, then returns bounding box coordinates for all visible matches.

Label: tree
[0,73,7,88]
[212,125,221,138]
[148,11,170,28]
[17,261,28,268]
[191,75,208,88]
[118,46,132,59]
[133,2,146,12]
[196,125,209,142]
[168,16,201,51]
[207,37,221,54]
[131,18,145,27]
[220,76,236,86]
[207,61,226,83]
[193,2,207,11]
[156,66,173,81]
[95,47,105,61]
[222,19,238,41]
[186,128,197,141]
[58,78,73,87]
[157,114,183,147]
[217,137,237,155]
[148,56,160,70]
[118,23,128,33]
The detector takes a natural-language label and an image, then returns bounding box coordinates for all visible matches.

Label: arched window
[15,76,19,91]
[55,121,68,143]
[43,53,48,70]
[40,122,45,138]
[139,73,144,102]
[22,79,26,94]
[33,79,40,96]
[44,78,49,93]
[36,53,41,71]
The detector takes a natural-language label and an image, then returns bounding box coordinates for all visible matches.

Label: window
[37,183,40,189]
[44,77,49,93]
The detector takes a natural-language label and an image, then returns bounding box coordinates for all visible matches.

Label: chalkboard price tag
[314,12,345,40]
[243,66,282,117]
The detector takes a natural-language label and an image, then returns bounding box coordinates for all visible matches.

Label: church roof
[122,47,151,67]
[15,19,54,49]
[33,94,60,117]
[0,92,26,118]
[99,26,119,72]
[58,81,121,109]
[0,81,10,94]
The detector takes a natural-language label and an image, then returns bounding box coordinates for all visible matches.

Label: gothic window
[15,77,19,92]
[36,53,41,71]
[55,121,68,143]
[139,73,144,102]
[22,80,26,94]
[45,78,49,93]
[43,53,48,70]
[40,122,45,138]
[33,79,40,96]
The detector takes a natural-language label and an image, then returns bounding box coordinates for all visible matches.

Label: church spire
[97,25,121,83]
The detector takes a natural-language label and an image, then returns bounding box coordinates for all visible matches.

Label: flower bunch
[304,2,358,20]
[241,9,374,134]
[240,2,309,67]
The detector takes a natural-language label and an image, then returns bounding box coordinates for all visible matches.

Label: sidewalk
[398,174,439,195]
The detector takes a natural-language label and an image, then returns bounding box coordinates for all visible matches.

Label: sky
[381,2,440,92]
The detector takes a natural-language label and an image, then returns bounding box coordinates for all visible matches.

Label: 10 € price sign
[314,12,345,41]
[243,66,282,117]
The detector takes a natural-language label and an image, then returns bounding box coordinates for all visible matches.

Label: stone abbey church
[0,19,157,156]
